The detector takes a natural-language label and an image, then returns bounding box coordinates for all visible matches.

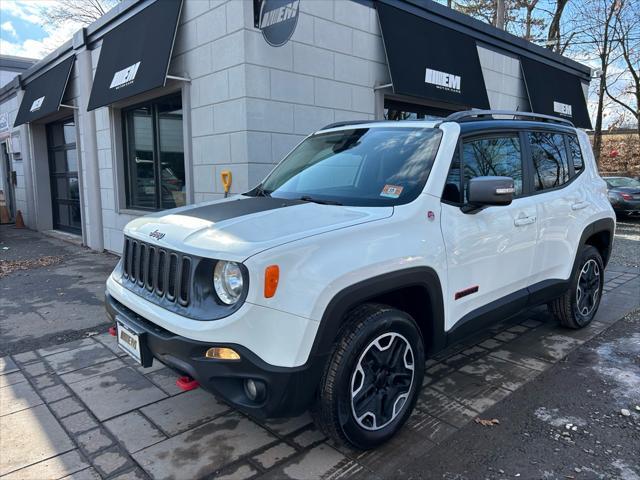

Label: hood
[124,195,393,261]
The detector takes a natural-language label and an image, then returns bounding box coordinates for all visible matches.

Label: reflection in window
[123,94,185,211]
[568,135,583,173]
[462,136,523,201]
[529,132,569,190]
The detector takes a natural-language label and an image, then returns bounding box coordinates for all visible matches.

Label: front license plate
[117,321,142,363]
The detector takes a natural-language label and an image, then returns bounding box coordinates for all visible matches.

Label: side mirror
[464,176,515,213]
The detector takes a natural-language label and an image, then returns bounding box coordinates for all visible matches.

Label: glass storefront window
[123,93,185,211]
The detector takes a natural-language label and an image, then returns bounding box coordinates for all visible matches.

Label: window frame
[441,130,529,206]
[121,92,184,212]
[441,127,584,206]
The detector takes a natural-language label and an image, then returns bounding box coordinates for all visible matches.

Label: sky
[0,0,83,59]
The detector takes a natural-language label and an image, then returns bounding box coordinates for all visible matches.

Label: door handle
[514,216,536,227]
[572,201,589,211]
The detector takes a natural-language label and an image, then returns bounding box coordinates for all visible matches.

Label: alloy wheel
[350,332,415,431]
[576,259,601,317]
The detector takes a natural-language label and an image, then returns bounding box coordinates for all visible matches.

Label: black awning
[13,56,75,127]
[521,57,591,129]
[376,1,490,110]
[87,0,183,111]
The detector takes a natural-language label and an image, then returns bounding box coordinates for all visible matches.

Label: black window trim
[122,92,183,212]
[440,127,585,207]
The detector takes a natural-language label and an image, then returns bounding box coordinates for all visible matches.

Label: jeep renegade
[106,110,616,449]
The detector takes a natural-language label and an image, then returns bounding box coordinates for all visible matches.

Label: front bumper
[106,294,326,418]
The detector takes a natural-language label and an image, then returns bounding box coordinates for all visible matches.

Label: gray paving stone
[61,411,99,434]
[0,356,19,375]
[478,338,503,349]
[407,408,458,443]
[459,355,541,391]
[39,383,71,402]
[22,361,49,377]
[507,325,529,334]
[0,381,43,416]
[431,371,512,413]
[140,388,229,436]
[77,428,114,454]
[108,468,148,480]
[11,351,38,365]
[2,449,88,480]
[124,355,165,374]
[489,349,552,372]
[69,366,167,421]
[133,412,276,480]
[521,319,543,328]
[262,412,313,436]
[253,442,297,469]
[262,444,350,480]
[93,331,127,357]
[91,448,131,477]
[0,404,75,476]
[501,332,583,363]
[31,374,57,389]
[61,467,101,479]
[217,463,259,480]
[38,338,97,357]
[104,411,167,454]
[50,397,85,418]
[60,358,127,385]
[0,371,27,388]
[493,331,518,342]
[144,368,183,396]
[45,342,117,375]
[415,387,477,429]
[292,426,326,447]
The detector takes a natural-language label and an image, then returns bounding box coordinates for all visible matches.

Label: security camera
[591,69,603,78]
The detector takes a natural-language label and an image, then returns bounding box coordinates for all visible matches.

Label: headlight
[213,261,244,305]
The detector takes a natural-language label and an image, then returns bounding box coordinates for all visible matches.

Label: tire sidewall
[570,246,604,327]
[334,310,425,449]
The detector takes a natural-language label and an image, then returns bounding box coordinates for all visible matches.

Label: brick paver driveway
[1,263,638,480]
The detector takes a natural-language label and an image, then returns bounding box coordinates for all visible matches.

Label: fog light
[205,347,240,361]
[244,378,266,402]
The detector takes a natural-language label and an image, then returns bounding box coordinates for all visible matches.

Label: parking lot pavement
[0,225,118,356]
[1,264,638,479]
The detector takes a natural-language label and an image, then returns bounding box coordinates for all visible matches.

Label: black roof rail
[319,120,384,130]
[441,109,575,127]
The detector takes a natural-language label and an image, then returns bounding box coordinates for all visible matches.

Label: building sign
[110,62,141,90]
[258,0,300,47]
[425,68,461,93]
[553,101,572,117]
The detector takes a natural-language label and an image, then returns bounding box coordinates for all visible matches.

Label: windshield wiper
[253,184,271,197]
[298,196,343,206]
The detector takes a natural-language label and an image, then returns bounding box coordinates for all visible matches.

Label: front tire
[548,245,604,329]
[312,304,425,449]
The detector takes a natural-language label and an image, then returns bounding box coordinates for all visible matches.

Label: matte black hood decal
[178,196,305,223]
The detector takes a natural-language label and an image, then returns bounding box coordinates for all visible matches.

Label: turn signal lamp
[264,265,280,298]
[205,347,240,360]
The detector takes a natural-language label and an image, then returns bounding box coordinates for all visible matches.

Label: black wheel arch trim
[576,217,615,269]
[310,267,445,359]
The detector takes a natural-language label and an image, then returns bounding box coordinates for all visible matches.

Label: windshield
[252,127,442,206]
[606,177,640,188]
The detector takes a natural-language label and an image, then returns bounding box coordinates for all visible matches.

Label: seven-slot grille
[122,236,192,306]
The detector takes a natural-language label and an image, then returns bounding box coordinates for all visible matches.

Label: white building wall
[0,94,28,223]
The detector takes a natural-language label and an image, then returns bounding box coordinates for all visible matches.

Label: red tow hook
[108,326,117,337]
[176,375,199,391]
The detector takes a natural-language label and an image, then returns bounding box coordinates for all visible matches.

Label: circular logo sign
[259,0,300,47]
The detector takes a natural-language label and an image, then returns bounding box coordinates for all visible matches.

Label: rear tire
[312,304,425,450]
[548,245,604,329]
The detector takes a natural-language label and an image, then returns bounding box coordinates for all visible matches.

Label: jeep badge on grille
[149,230,166,240]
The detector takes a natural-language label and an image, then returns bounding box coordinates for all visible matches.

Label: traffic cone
[15,210,25,229]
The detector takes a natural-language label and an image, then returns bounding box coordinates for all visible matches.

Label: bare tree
[604,0,640,138]
[546,0,569,52]
[38,0,120,28]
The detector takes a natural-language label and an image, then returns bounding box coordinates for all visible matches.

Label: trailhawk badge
[259,0,300,47]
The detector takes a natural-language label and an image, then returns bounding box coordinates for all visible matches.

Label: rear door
[440,132,538,331]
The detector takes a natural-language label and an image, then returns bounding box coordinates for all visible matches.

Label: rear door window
[567,135,583,174]
[528,132,570,190]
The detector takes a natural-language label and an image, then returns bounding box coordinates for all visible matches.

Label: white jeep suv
[106,110,615,449]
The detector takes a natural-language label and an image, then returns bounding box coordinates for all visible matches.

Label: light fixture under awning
[521,57,592,129]
[13,56,75,127]
[87,0,183,111]
[376,1,490,110]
